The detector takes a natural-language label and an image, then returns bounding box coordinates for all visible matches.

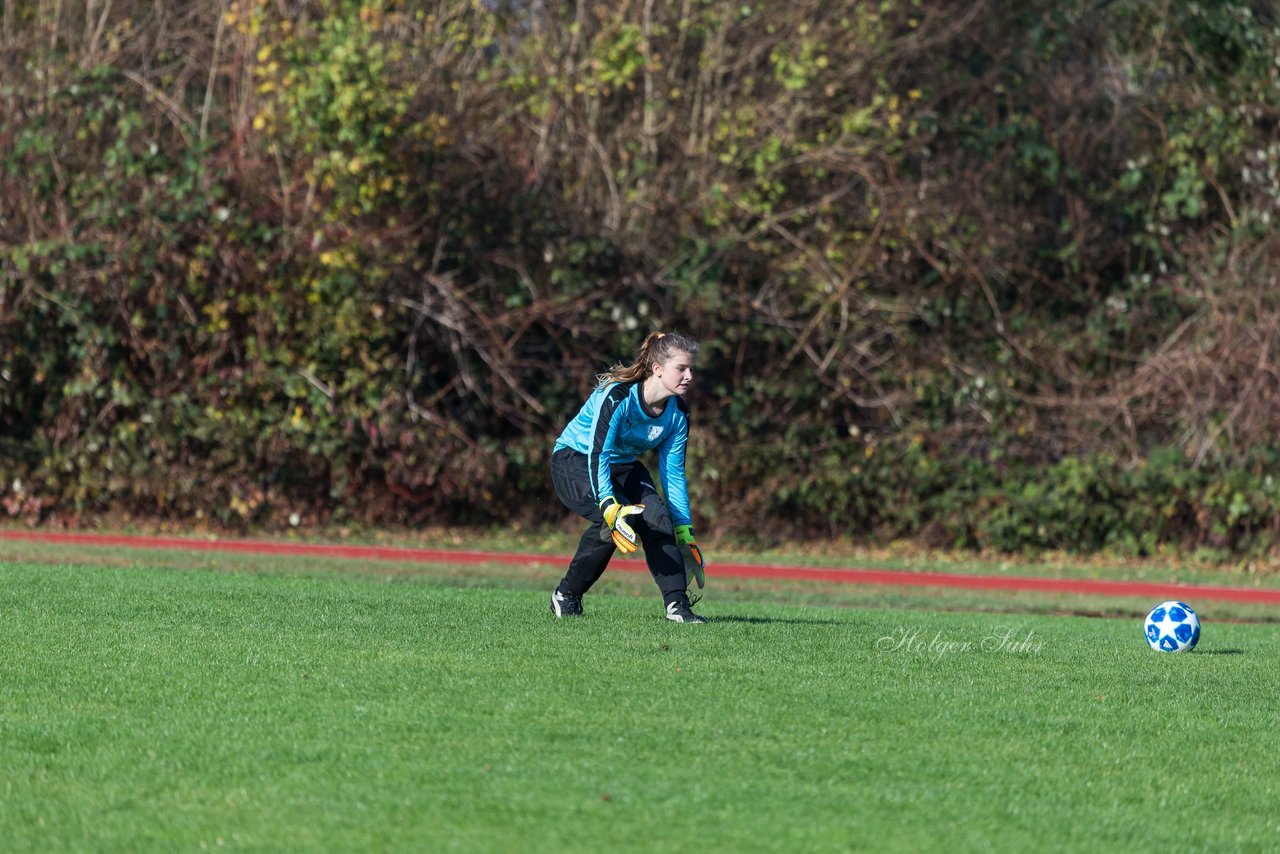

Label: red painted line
[3,529,1279,604]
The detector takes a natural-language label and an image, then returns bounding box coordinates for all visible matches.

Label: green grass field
[2,558,1278,851]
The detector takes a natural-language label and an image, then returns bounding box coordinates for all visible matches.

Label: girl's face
[653,349,695,397]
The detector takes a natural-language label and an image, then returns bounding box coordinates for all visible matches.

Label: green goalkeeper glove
[675,525,704,588]
[600,497,645,554]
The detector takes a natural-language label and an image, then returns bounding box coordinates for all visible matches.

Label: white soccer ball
[1143,601,1201,652]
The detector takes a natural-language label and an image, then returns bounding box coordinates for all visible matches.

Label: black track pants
[550,448,686,601]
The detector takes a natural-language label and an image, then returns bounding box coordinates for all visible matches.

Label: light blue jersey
[553,381,692,527]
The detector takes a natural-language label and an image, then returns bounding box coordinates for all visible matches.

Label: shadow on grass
[1197,648,1245,656]
[708,614,850,626]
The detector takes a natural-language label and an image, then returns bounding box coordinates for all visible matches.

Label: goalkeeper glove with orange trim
[675,525,704,588]
[600,497,644,554]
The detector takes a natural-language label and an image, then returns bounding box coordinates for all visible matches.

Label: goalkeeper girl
[549,331,707,623]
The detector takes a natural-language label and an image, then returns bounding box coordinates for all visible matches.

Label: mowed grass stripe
[6,536,1280,624]
[1,562,1277,851]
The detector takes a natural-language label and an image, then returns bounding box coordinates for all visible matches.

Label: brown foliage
[3,0,1280,545]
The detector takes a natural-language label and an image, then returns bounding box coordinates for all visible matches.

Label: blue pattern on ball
[1143,600,1201,653]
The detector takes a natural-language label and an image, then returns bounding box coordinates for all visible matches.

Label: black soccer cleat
[550,590,584,618]
[665,598,707,624]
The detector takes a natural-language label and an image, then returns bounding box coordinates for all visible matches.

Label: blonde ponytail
[596,331,699,387]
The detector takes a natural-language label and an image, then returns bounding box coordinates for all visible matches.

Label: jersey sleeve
[657,402,693,528]
[588,383,632,506]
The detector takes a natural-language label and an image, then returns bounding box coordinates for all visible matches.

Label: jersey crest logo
[647,425,664,441]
